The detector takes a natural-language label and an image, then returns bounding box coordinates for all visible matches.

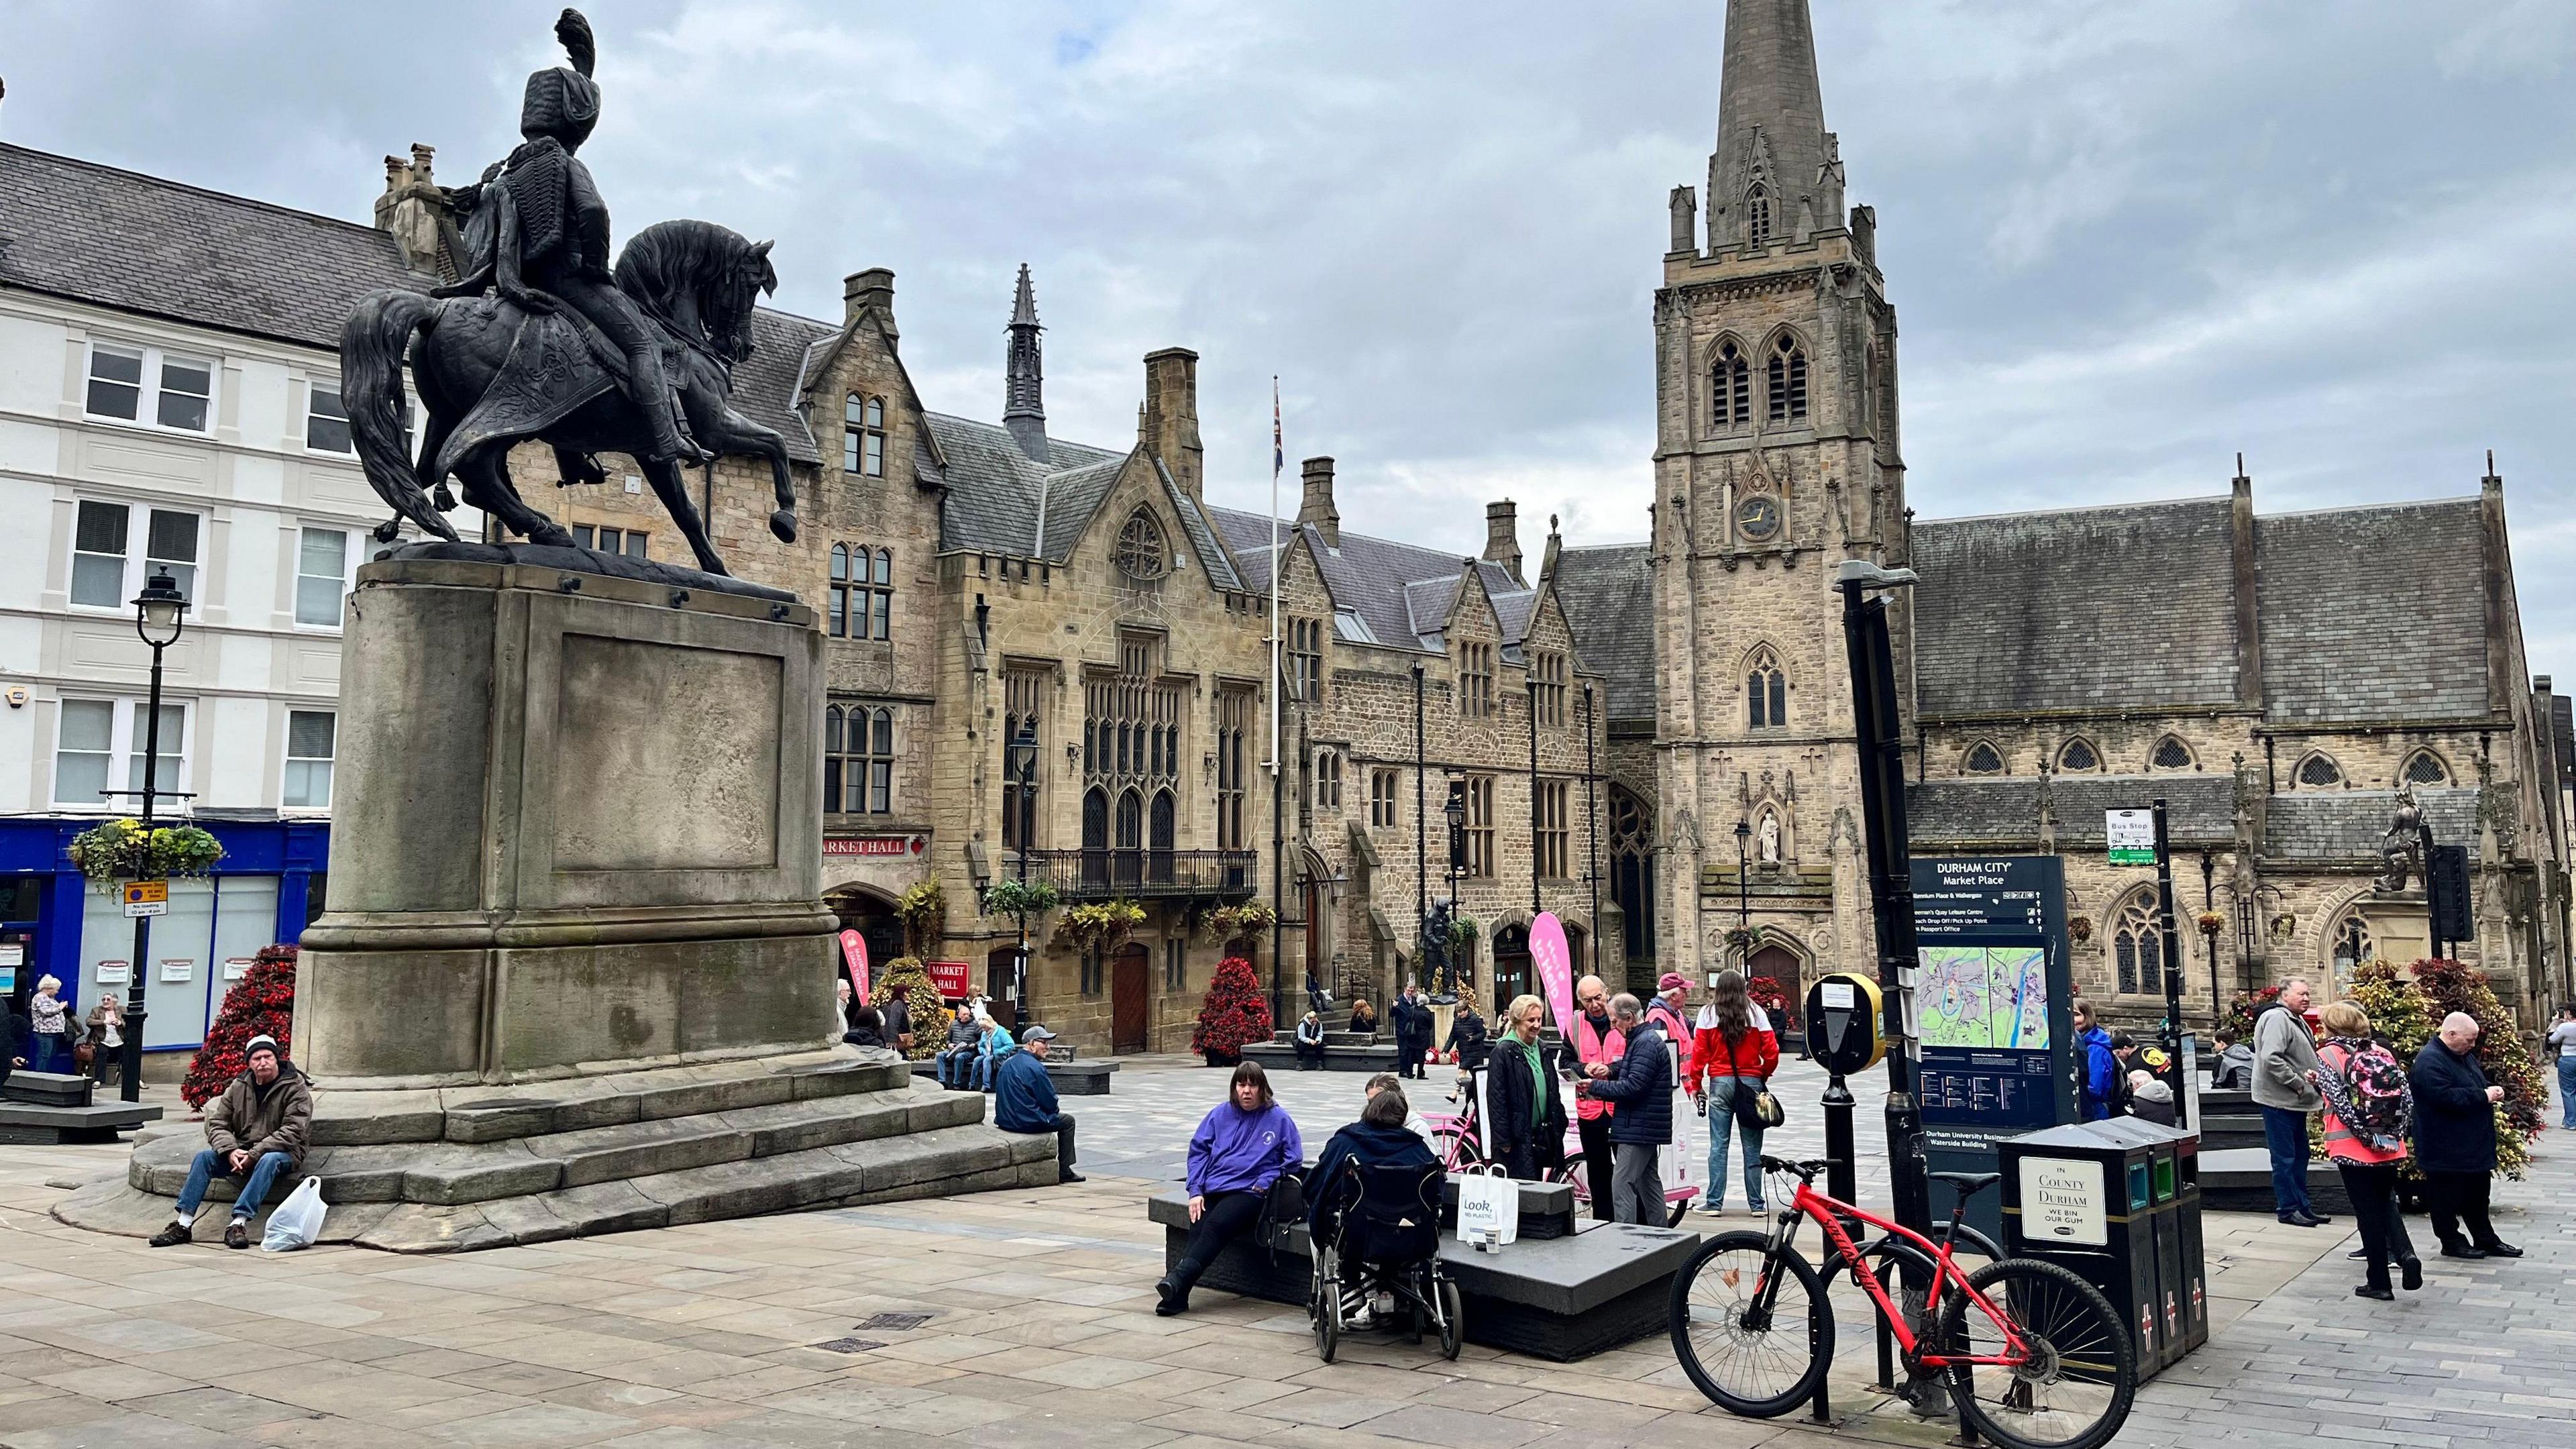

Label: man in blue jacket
[993,1025,1082,1184]
[2410,1012,2516,1258]
[2074,999,2121,1122]
[1584,994,1673,1225]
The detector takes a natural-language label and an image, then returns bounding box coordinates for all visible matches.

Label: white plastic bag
[261,1176,327,1252]
[1456,1163,1519,1247]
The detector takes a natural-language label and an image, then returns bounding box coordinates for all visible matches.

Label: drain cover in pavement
[812,1338,888,1354]
[856,1312,934,1330]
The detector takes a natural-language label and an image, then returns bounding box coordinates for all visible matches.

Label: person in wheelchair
[1307,1089,1452,1342]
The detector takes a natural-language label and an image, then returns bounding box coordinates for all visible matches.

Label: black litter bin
[1996,1117,2206,1383]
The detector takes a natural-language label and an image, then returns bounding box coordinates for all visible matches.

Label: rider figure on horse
[436,9,704,467]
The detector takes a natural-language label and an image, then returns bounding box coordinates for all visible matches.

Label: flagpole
[1269,378,1287,1028]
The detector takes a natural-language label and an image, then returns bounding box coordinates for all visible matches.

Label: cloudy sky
[7,1,2575,665]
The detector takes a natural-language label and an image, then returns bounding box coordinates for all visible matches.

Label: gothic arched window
[1113,510,1167,582]
[2330,910,2374,983]
[2150,735,2194,770]
[2403,751,2451,786]
[1713,339,1750,432]
[2057,738,2099,772]
[1746,647,1786,729]
[1746,184,1772,248]
[1963,741,2004,775]
[2112,890,2162,996]
[2296,752,2343,788]
[1609,785,1655,963]
[1767,334,1809,423]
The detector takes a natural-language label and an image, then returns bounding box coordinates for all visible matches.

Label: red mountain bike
[1668,1156,2135,1449]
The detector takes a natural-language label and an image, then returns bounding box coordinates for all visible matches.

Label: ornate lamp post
[1734,816,1752,969]
[107,570,187,1103]
[1008,722,1038,1015]
[1444,782,1466,997]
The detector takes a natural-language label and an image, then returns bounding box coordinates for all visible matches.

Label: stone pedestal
[295,549,836,1087]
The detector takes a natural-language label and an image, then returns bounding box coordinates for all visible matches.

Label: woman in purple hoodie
[1157,1061,1303,1316]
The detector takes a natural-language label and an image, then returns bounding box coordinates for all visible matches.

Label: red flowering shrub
[2221,984,2284,1046]
[1748,976,1800,1033]
[1191,955,1273,1063]
[180,943,295,1110]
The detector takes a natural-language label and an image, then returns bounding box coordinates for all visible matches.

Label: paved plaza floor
[0,1059,2566,1448]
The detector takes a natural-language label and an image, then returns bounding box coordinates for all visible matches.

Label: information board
[1912,856,2078,1240]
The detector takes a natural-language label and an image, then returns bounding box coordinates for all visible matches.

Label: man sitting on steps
[150,1034,311,1249]
[993,1025,1083,1184]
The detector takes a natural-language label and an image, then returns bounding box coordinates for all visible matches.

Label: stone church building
[1550,0,2575,1027]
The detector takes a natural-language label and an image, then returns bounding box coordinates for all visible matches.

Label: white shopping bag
[1455,1163,1519,1246]
[261,1176,327,1252]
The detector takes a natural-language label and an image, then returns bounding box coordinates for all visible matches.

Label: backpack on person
[2322,1040,2412,1152]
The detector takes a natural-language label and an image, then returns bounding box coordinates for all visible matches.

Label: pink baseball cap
[1658,973,1690,992]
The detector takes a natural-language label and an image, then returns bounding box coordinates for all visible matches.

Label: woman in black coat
[1485,995,1566,1180]
[2410,1013,2518,1258]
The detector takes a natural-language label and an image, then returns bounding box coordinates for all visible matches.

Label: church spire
[1705,0,1845,253]
[1003,263,1049,462]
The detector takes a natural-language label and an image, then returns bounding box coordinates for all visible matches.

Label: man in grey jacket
[2251,979,2330,1227]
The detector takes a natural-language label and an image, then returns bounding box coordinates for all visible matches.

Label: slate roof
[2264,788,2483,864]
[2255,500,2489,724]
[0,143,427,350]
[1209,508,1529,655]
[1913,497,2242,718]
[915,412,1240,588]
[737,309,837,465]
[1552,543,1655,722]
[1907,772,2241,848]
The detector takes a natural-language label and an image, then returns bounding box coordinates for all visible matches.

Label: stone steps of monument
[58,1118,1063,1254]
[3,1071,97,1108]
[307,1054,910,1147]
[125,1081,981,1209]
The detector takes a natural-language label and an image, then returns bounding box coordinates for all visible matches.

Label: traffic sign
[122,880,169,918]
[2105,809,2155,865]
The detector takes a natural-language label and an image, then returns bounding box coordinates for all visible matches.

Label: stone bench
[908,1058,1118,1095]
[2198,1145,2354,1217]
[0,1071,162,1144]
[1243,1040,1397,1074]
[1146,1184,1693,1361]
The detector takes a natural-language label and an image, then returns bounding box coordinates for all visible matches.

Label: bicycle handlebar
[1758,1155,1841,1181]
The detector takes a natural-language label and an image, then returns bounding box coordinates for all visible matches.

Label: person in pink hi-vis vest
[1570,975,1625,1222]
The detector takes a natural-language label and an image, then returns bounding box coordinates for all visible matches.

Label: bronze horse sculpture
[339,219,797,576]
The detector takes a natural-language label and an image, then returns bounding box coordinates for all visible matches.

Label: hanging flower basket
[1055,900,1146,953]
[2068,915,2094,945]
[66,819,224,887]
[982,878,1061,918]
[1724,924,1769,953]
[1448,915,1480,954]
[1203,900,1277,948]
[894,879,945,955]
[2195,911,2226,934]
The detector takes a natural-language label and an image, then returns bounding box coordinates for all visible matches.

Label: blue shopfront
[0,818,327,1057]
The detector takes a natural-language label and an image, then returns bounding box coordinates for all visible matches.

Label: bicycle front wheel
[1668,1231,1832,1417]
[1935,1257,2135,1449]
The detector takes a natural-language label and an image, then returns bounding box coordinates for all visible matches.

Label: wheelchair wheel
[1436,1278,1464,1360]
[1312,1246,1340,1364]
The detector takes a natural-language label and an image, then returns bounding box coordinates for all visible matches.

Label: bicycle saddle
[1929,1171,2001,1198]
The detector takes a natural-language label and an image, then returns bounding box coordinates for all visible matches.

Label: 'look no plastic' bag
[1456,1163,1519,1246]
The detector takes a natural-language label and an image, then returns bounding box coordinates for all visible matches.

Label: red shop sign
[824,836,923,858]
[925,960,971,999]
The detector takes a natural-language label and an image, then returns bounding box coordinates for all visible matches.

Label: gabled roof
[919,412,1240,589]
[2255,498,2489,724]
[0,142,427,350]
[736,308,837,465]
[1210,507,1528,654]
[1913,496,2242,718]
[1552,543,1654,722]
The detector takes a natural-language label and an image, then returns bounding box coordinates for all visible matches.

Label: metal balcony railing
[1016,849,1261,901]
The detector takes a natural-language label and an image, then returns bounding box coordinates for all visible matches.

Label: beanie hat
[243,1034,281,1063]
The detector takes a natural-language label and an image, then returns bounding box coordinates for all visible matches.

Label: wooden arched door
[1747,944,1803,1040]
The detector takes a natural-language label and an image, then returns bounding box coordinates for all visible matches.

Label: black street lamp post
[1734,816,1752,970]
[103,570,189,1104]
[1008,724,1039,1016]
[1444,780,1466,998]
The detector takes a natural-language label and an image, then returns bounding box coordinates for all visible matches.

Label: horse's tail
[340,289,458,542]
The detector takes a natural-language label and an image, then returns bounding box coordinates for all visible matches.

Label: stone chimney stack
[1297,457,1340,547]
[1141,347,1203,499]
[844,268,897,343]
[373,144,457,280]
[1484,499,1523,584]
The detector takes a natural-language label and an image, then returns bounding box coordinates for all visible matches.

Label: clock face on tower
[1737,494,1781,542]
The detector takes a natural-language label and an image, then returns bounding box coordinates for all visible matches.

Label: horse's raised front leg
[685,395,798,544]
[641,456,729,576]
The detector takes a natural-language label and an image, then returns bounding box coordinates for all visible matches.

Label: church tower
[1651,0,1903,998]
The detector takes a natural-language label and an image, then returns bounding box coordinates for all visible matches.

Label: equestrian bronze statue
[337,9,798,578]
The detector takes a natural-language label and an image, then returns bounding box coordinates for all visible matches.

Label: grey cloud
[4,1,2569,665]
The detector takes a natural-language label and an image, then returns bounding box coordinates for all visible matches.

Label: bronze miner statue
[339,9,797,578]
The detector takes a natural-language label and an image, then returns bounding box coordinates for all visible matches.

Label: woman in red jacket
[1688,969,1779,1215]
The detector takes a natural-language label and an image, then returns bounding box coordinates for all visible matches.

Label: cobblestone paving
[0,1067,2561,1448]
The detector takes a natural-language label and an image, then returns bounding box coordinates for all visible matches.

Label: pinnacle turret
[1003,263,1048,462]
